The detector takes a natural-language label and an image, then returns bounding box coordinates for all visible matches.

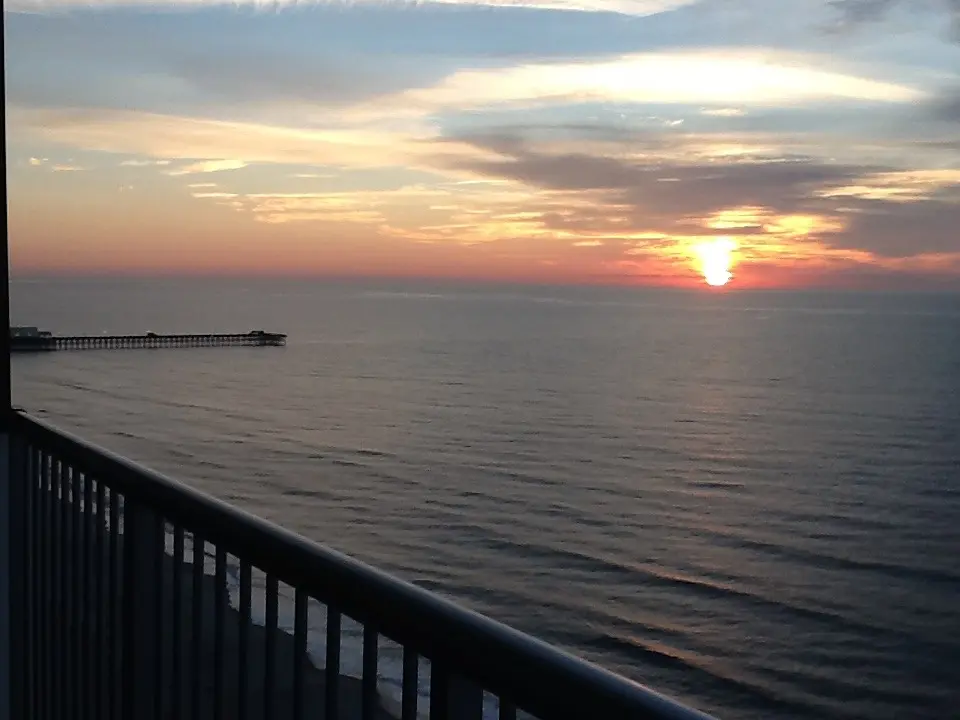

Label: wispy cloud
[9,106,492,173]
[166,159,249,175]
[345,49,924,123]
[7,0,695,15]
[817,169,960,201]
[701,108,747,117]
[120,158,171,167]
[26,156,83,172]
[830,0,959,33]
[191,191,238,199]
[216,186,455,225]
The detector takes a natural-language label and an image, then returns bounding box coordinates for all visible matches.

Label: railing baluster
[172,526,185,720]
[73,468,93,720]
[122,501,164,720]
[31,447,38,719]
[326,608,341,720]
[363,625,379,720]
[57,460,68,720]
[191,535,205,720]
[60,462,68,720]
[24,445,37,720]
[264,574,279,720]
[13,443,23,716]
[454,676,484,720]
[47,455,55,720]
[214,547,227,720]
[41,450,51,720]
[69,465,83,717]
[401,647,418,720]
[238,560,252,720]
[430,669,483,720]
[430,663,451,720]
[293,588,308,720]
[46,454,54,720]
[53,458,60,720]
[109,490,121,720]
[7,434,26,720]
[66,466,74,720]
[95,480,106,720]
[155,519,168,720]
[72,468,82,720]
[82,472,94,720]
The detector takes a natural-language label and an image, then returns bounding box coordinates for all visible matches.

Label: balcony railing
[4,411,715,720]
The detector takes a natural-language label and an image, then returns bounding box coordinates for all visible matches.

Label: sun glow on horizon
[696,237,736,287]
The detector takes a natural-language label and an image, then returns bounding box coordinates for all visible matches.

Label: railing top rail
[12,410,716,720]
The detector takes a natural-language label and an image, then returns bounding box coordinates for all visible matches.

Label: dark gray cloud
[831,0,898,24]
[943,95,960,121]
[449,132,869,214]
[822,198,960,257]
[930,88,960,122]
[167,49,433,108]
[831,0,960,38]
[440,132,960,259]
[5,12,448,113]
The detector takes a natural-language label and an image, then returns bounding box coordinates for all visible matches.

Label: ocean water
[10,277,960,720]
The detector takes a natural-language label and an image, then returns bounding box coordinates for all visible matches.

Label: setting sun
[696,238,737,287]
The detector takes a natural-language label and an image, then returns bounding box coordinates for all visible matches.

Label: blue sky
[6,0,960,287]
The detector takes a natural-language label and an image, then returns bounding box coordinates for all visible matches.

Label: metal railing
[6,411,716,720]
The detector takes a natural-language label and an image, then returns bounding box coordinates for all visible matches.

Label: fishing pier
[10,327,287,352]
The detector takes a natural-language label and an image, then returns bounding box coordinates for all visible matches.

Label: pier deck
[10,330,287,352]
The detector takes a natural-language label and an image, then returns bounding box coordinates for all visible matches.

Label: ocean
[10,277,960,719]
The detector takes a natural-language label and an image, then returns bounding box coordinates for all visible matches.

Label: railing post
[0,433,10,720]
[122,501,165,720]
[448,674,484,720]
[8,433,25,720]
[0,0,13,711]
[0,429,23,720]
[431,667,484,720]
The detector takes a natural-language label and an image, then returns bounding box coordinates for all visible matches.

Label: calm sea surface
[10,278,960,719]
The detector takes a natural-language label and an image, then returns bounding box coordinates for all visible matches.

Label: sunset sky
[6,0,960,288]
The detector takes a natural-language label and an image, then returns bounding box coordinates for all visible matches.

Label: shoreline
[159,549,400,719]
[45,503,399,720]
